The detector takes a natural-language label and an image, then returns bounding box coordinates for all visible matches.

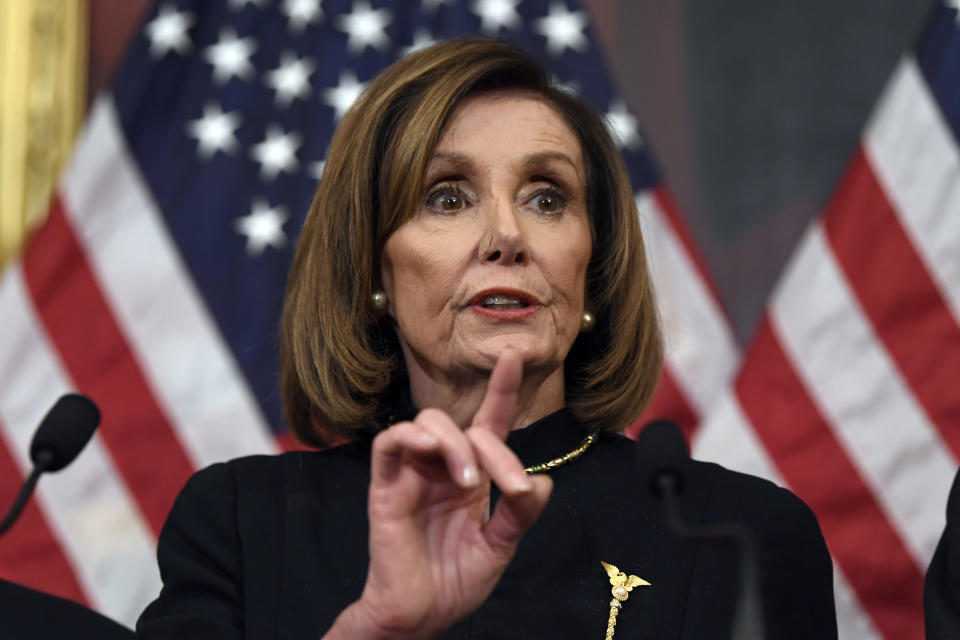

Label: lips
[468,288,542,320]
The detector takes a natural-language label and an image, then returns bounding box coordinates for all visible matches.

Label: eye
[534,193,559,212]
[527,188,566,214]
[425,185,471,213]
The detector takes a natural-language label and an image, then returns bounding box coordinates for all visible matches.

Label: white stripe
[0,263,160,625]
[692,388,773,480]
[694,392,881,640]
[771,224,954,567]
[832,570,881,640]
[865,58,960,323]
[60,98,278,468]
[638,191,740,415]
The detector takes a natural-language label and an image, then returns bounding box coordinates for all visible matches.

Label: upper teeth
[482,294,523,306]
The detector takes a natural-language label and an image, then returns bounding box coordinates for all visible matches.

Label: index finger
[470,348,522,439]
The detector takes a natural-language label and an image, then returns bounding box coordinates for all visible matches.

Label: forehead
[431,92,583,169]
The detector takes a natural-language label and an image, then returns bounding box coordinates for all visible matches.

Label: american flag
[0,0,955,637]
[692,5,960,638]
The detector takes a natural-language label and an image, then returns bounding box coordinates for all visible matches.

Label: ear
[377,259,396,321]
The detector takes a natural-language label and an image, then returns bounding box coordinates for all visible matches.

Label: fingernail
[512,473,533,493]
[462,465,479,487]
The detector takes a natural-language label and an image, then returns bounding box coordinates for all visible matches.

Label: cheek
[554,226,593,307]
[383,240,455,319]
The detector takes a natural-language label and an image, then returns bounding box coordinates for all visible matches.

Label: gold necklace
[523,432,597,474]
[519,434,648,638]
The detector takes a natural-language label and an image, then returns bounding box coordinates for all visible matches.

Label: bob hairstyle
[279,39,662,446]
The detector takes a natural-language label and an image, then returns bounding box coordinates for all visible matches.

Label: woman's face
[381,92,593,386]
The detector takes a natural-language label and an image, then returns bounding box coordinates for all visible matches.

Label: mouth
[468,288,542,320]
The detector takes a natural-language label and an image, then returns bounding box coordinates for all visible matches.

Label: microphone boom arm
[0,395,99,537]
[655,471,765,640]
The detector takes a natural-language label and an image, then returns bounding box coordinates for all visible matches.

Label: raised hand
[327,349,553,640]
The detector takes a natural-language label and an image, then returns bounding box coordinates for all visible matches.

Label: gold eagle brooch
[600,561,651,639]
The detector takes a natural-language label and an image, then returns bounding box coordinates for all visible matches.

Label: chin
[466,335,562,371]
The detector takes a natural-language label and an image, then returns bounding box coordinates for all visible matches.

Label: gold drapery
[0,0,87,268]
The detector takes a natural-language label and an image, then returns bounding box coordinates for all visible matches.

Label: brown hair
[279,39,662,446]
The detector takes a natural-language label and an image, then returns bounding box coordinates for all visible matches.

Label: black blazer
[137,410,837,639]
[0,579,136,640]
[925,467,960,639]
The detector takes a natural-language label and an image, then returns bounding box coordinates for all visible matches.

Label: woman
[137,40,837,639]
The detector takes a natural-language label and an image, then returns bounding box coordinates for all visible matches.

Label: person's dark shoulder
[689,459,838,638]
[686,458,813,525]
[595,433,837,638]
[595,431,819,531]
[182,439,373,497]
[925,468,960,639]
[138,441,374,639]
[602,431,827,564]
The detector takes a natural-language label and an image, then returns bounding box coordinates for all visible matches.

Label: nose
[478,199,526,264]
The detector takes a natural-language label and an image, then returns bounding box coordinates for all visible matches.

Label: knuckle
[373,421,411,446]
[416,407,449,427]
[392,420,415,432]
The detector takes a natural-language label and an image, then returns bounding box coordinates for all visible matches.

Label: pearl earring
[371,290,388,312]
[581,311,596,332]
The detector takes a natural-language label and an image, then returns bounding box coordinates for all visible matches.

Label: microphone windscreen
[29,394,101,472]
[636,419,689,495]
[637,419,688,462]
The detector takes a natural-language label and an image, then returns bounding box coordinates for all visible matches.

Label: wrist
[324,600,432,640]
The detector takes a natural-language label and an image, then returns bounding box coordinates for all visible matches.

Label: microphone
[0,394,100,536]
[638,419,689,499]
[638,420,765,640]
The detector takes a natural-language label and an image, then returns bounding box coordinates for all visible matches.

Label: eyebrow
[425,151,477,177]
[425,150,582,180]
[521,151,580,175]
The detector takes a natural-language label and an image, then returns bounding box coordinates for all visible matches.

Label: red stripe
[628,366,699,442]
[737,316,924,639]
[0,426,88,605]
[650,186,728,313]
[21,197,196,535]
[824,148,960,459]
[274,430,313,452]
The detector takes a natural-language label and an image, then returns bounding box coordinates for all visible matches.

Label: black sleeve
[925,467,960,640]
[136,463,244,640]
[757,486,838,639]
[0,578,136,640]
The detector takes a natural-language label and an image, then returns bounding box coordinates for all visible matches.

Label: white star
[606,99,643,151]
[250,125,302,179]
[282,0,323,34]
[471,0,522,35]
[533,2,590,56]
[948,0,960,23]
[234,199,288,256]
[308,159,326,180]
[335,1,393,55]
[422,0,456,14]
[204,28,257,84]
[144,4,195,58]
[185,103,243,159]
[399,29,436,57]
[322,70,365,121]
[264,52,316,107]
[229,0,268,9]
